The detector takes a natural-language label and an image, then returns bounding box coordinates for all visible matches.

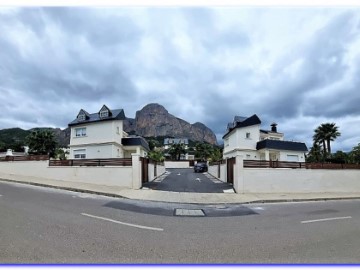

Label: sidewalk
[1,172,360,204]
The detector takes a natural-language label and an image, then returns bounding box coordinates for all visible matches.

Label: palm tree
[306,142,323,162]
[313,123,341,156]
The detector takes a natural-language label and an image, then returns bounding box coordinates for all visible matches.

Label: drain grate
[174,208,205,217]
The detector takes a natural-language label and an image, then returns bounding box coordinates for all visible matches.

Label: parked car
[194,162,208,173]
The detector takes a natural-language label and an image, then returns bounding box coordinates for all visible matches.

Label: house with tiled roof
[68,105,149,159]
[222,114,308,162]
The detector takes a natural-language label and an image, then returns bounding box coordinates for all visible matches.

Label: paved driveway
[142,168,234,193]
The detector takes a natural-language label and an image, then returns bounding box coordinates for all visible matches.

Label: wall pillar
[265,150,270,161]
[131,153,142,189]
[233,155,244,194]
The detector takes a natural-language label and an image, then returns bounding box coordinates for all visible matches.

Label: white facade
[70,120,125,159]
[223,115,307,161]
[223,124,261,159]
[69,106,148,159]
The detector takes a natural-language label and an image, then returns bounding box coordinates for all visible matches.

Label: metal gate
[140,157,149,183]
[226,157,236,184]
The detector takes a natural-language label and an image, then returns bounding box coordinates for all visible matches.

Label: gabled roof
[256,139,308,152]
[99,104,112,116]
[77,109,90,119]
[69,106,126,127]
[122,137,150,151]
[223,114,261,139]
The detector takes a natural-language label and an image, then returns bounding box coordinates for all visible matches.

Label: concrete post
[265,150,270,161]
[131,153,142,189]
[233,155,244,194]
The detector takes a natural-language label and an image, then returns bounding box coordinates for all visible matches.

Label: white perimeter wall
[148,163,166,182]
[164,161,190,169]
[208,164,227,182]
[0,161,133,188]
[238,167,360,193]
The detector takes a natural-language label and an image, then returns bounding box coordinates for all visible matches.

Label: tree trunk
[322,140,326,156]
[327,139,331,155]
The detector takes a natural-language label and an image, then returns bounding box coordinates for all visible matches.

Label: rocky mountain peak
[124,103,217,145]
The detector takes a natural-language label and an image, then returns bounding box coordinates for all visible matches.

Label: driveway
[142,168,234,193]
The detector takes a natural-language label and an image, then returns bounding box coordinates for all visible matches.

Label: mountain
[0,127,70,150]
[123,103,217,145]
[0,103,217,149]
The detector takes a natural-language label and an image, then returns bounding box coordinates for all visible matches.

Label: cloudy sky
[0,6,359,151]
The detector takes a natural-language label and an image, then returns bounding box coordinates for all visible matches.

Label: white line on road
[301,216,352,224]
[81,213,164,231]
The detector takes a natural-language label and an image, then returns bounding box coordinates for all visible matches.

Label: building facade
[68,105,149,159]
[222,114,308,162]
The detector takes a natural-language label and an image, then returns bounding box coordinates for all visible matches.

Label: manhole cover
[174,209,205,217]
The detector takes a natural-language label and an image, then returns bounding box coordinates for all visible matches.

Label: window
[100,110,109,118]
[246,132,251,139]
[75,127,86,137]
[77,114,86,121]
[74,149,86,159]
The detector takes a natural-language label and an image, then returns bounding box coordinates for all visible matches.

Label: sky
[0,5,359,151]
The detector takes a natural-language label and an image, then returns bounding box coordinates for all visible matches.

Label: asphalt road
[1,181,360,263]
[143,168,234,193]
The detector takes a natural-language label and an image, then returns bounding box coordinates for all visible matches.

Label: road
[143,168,234,193]
[1,181,360,263]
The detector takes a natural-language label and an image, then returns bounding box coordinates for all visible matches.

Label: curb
[0,178,126,199]
[247,197,360,204]
[1,178,360,205]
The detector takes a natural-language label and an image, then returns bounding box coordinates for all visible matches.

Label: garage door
[287,154,299,162]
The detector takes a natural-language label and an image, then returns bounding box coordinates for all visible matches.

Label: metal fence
[49,158,132,167]
[243,159,360,169]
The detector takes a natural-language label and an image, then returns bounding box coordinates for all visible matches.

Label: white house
[68,105,149,159]
[222,114,308,162]
[163,138,195,160]
[163,138,189,150]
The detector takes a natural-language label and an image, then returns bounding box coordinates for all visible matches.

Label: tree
[349,143,360,164]
[313,123,341,156]
[148,149,165,162]
[330,150,348,164]
[306,142,323,162]
[148,139,160,151]
[55,148,69,160]
[168,143,186,160]
[26,129,57,157]
[195,142,213,161]
[209,146,223,162]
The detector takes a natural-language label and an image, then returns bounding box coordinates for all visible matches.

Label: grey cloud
[259,11,359,121]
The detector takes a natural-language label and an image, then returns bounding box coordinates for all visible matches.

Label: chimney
[271,123,277,133]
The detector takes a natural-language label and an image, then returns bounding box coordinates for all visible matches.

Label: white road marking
[250,207,265,211]
[195,178,201,182]
[177,173,181,176]
[81,213,164,231]
[301,216,352,224]
[223,189,234,193]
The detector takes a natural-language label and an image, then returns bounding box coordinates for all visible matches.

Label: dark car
[194,162,208,173]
